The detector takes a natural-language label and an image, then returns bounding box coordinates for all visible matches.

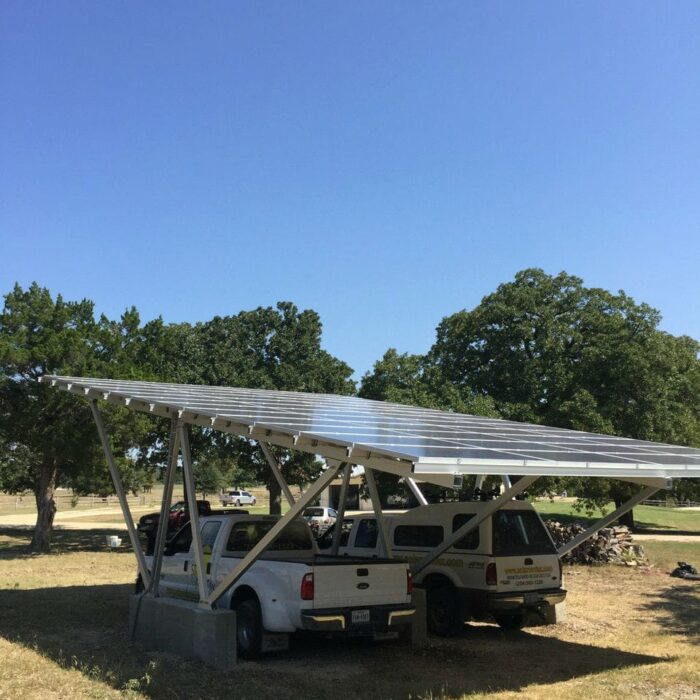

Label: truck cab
[318,500,565,635]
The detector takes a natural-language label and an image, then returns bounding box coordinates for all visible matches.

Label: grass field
[1,527,699,699]
[533,500,700,534]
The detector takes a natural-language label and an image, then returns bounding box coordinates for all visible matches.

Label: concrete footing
[410,588,428,645]
[129,595,237,670]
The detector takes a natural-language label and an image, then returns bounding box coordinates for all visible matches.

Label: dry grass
[0,527,698,700]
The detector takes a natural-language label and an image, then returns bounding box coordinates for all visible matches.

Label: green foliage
[361,269,700,511]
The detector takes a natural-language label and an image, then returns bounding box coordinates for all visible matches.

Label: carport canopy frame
[41,376,700,604]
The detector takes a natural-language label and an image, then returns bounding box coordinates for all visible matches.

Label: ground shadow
[641,582,700,638]
[0,582,667,700]
[0,526,142,559]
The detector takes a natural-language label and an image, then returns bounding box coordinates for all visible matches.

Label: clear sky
[2,2,699,379]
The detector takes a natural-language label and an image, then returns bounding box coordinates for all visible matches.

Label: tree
[122,302,356,514]
[427,269,700,526]
[195,303,355,514]
[0,284,155,551]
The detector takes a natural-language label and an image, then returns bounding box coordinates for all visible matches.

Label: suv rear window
[492,510,556,556]
[226,520,312,552]
[304,508,324,517]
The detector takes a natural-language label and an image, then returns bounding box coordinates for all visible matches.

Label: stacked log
[544,520,648,566]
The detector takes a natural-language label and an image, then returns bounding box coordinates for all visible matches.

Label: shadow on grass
[642,583,700,638]
[0,526,143,559]
[0,582,669,700]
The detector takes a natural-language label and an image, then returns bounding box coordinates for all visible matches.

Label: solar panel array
[42,376,700,479]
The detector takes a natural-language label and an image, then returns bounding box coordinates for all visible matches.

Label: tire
[494,613,525,631]
[235,499,241,507]
[236,598,263,659]
[426,585,462,637]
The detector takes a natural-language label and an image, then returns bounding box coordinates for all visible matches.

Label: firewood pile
[544,520,648,566]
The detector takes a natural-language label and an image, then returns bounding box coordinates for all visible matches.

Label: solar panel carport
[40,375,700,663]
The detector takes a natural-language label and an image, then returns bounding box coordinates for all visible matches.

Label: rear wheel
[236,598,263,658]
[494,613,525,631]
[426,585,462,636]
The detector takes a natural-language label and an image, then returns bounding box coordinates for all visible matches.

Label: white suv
[221,489,256,507]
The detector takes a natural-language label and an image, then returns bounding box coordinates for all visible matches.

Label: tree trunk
[268,477,282,515]
[30,458,57,552]
[614,497,636,530]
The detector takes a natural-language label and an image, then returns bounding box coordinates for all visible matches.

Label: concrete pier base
[410,588,428,646]
[129,595,237,670]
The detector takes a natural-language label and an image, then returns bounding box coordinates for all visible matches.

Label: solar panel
[41,375,700,483]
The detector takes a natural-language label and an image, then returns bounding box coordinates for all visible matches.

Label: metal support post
[405,477,428,506]
[178,423,209,605]
[90,400,150,589]
[501,475,512,489]
[150,418,180,596]
[206,461,344,606]
[557,485,659,557]
[411,475,539,576]
[365,467,392,559]
[331,463,352,555]
[259,442,296,507]
[474,475,486,491]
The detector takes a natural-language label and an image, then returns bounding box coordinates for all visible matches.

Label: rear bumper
[487,587,567,613]
[457,587,567,618]
[300,604,415,634]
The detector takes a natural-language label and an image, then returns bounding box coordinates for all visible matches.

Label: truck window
[167,524,192,554]
[226,520,313,552]
[492,510,557,556]
[394,525,443,548]
[316,519,352,550]
[354,519,379,548]
[452,514,479,549]
[201,521,222,548]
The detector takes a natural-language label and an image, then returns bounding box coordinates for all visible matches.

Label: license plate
[524,592,540,605]
[351,609,370,624]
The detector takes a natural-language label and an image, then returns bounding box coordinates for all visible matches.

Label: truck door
[159,524,195,599]
[186,520,223,598]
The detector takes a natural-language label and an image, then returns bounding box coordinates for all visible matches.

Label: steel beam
[150,419,180,596]
[405,477,428,506]
[178,423,209,605]
[557,485,659,557]
[259,442,296,507]
[411,476,539,576]
[206,461,344,606]
[331,463,352,554]
[365,468,392,559]
[90,400,150,589]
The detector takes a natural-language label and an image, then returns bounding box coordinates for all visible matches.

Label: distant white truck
[318,500,566,635]
[141,513,414,657]
[220,489,256,507]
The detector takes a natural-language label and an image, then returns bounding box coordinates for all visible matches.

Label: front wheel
[236,598,263,658]
[494,613,525,631]
[426,586,462,636]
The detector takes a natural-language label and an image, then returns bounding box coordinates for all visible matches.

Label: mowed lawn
[1,527,699,700]
[533,500,700,534]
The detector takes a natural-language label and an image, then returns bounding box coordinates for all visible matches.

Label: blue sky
[2,1,699,379]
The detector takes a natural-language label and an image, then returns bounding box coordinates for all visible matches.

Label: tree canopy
[361,269,700,519]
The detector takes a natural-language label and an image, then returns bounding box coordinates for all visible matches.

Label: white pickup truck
[318,500,566,635]
[141,513,414,657]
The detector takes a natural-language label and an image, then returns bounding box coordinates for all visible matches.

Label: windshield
[492,510,556,556]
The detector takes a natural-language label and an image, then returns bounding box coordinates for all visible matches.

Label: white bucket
[107,535,122,548]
